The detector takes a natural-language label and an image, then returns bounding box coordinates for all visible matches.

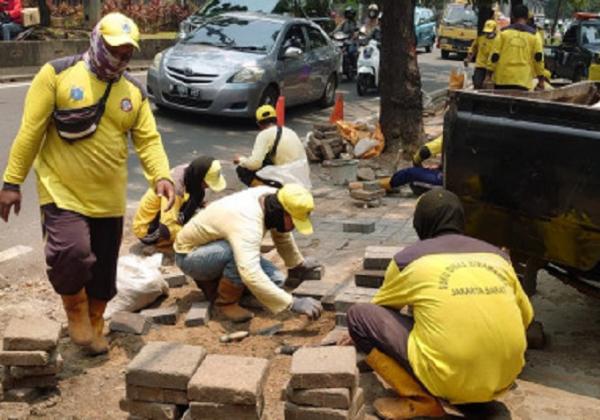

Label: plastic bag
[336,121,385,159]
[354,138,379,158]
[256,158,312,189]
[104,253,169,319]
[449,66,465,90]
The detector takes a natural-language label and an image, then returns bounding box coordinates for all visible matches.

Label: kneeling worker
[344,189,533,418]
[175,184,322,322]
[133,156,226,246]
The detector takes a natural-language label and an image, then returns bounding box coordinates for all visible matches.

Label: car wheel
[425,44,432,53]
[441,50,449,59]
[573,66,586,83]
[259,85,279,107]
[319,74,337,108]
[356,74,367,96]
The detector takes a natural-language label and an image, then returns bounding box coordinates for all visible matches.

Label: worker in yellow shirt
[465,20,498,89]
[486,4,545,90]
[133,157,226,247]
[341,189,533,419]
[0,13,174,356]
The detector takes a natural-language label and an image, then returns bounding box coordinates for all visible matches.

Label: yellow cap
[483,20,497,33]
[99,13,140,49]
[277,184,314,235]
[204,160,227,192]
[255,104,277,123]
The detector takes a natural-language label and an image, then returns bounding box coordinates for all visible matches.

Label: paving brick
[284,402,351,420]
[119,399,180,420]
[354,270,385,288]
[285,382,351,409]
[2,387,40,403]
[363,246,398,270]
[188,355,268,405]
[0,350,50,366]
[0,402,30,420]
[361,181,382,191]
[342,221,375,234]
[292,281,337,301]
[9,352,63,378]
[334,286,378,313]
[350,189,385,202]
[126,341,207,390]
[336,313,348,328]
[163,273,188,288]
[290,346,356,390]
[321,278,354,311]
[2,374,58,389]
[189,402,261,420]
[140,306,178,325]
[126,384,188,405]
[320,328,348,346]
[184,302,211,327]
[109,312,150,335]
[2,316,61,352]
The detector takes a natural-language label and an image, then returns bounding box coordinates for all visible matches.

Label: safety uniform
[239,126,307,170]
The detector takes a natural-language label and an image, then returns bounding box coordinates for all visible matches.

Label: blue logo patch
[70,87,84,101]
[122,22,131,34]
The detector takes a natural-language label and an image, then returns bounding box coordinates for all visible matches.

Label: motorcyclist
[337,6,359,36]
[362,3,380,41]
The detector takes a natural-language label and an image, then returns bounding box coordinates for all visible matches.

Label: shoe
[61,289,94,346]
[87,298,109,355]
[215,277,254,323]
[365,348,445,419]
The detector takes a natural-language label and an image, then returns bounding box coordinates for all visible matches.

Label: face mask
[264,194,292,233]
[369,11,378,19]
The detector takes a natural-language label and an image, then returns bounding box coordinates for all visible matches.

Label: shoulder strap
[269,126,283,161]
[100,81,114,104]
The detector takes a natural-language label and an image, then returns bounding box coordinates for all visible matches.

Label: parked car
[437,1,477,59]
[178,0,334,39]
[415,6,436,53]
[147,12,341,118]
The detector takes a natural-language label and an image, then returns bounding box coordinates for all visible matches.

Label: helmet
[255,104,277,124]
[368,4,379,12]
[368,4,379,18]
[344,6,356,20]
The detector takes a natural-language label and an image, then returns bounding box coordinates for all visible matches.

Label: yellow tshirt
[239,126,307,171]
[3,57,171,217]
[373,234,533,404]
[469,34,496,70]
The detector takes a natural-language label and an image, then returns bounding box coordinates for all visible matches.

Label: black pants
[494,84,529,91]
[472,67,487,89]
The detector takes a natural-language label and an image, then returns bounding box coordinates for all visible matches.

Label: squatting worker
[342,189,533,419]
[234,105,309,188]
[0,13,175,355]
[133,157,226,246]
[465,19,497,89]
[174,184,323,323]
[486,4,545,91]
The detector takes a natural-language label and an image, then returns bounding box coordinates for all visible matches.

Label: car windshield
[198,0,290,17]
[182,16,282,54]
[443,4,477,26]
[581,23,600,46]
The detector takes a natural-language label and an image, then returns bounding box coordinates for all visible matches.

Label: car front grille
[166,66,219,84]
[163,93,212,109]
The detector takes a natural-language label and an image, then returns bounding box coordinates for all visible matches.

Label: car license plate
[189,88,201,99]
[170,84,189,97]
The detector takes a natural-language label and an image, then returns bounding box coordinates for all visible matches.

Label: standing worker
[0,13,175,355]
[341,189,533,419]
[485,4,545,91]
[465,20,498,89]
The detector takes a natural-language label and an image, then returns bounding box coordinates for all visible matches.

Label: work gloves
[291,297,323,320]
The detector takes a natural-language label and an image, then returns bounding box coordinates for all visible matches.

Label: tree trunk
[38,0,50,27]
[379,0,424,160]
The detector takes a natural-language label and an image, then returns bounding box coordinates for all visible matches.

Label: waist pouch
[52,82,113,143]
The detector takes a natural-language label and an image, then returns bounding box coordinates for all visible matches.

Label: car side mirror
[418,18,426,25]
[283,46,303,59]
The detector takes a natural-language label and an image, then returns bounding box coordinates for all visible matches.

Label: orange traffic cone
[329,93,344,123]
[276,96,285,126]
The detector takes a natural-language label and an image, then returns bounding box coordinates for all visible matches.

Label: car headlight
[152,52,163,70]
[229,66,265,83]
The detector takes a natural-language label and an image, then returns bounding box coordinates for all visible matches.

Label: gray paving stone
[362,181,382,191]
[350,189,385,202]
[185,302,211,327]
[188,354,268,405]
[0,349,50,366]
[163,273,187,288]
[363,246,399,270]
[334,286,378,313]
[9,352,63,378]
[342,220,376,234]
[2,316,61,351]
[126,384,188,405]
[290,346,356,390]
[284,402,351,420]
[109,312,150,335]
[119,399,180,420]
[354,270,385,288]
[189,402,261,420]
[140,306,178,325]
[292,281,337,301]
[285,380,351,409]
[126,341,207,390]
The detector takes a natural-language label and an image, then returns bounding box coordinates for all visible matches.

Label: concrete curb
[0,64,150,84]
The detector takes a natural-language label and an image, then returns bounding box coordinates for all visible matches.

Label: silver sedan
[147,12,341,118]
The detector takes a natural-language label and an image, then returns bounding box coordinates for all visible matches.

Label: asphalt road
[0,48,456,255]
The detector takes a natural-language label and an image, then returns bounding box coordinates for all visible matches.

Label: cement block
[350,189,385,202]
[357,167,376,182]
[2,316,61,351]
[336,313,348,327]
[362,181,382,191]
[342,221,375,234]
[354,270,385,288]
[363,246,398,270]
[2,374,58,389]
[184,302,211,327]
[126,341,207,390]
[189,402,261,420]
[140,306,178,325]
[0,350,50,366]
[109,312,150,335]
[119,399,180,420]
[290,346,357,389]
[0,402,30,420]
[334,286,378,313]
[163,273,187,288]
[9,352,63,378]
[188,354,268,405]
[2,387,40,403]
[284,402,351,420]
[126,384,188,405]
[292,281,337,301]
[286,383,351,409]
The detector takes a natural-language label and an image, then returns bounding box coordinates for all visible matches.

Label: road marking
[0,245,33,264]
[0,72,146,90]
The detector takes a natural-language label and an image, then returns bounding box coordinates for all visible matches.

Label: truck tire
[425,44,432,53]
[573,66,586,83]
[441,50,450,59]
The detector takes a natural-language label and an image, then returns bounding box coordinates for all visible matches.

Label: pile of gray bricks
[0,316,63,402]
[284,346,365,420]
[187,354,269,419]
[121,341,207,419]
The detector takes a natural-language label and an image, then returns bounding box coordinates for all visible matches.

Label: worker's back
[260,125,307,166]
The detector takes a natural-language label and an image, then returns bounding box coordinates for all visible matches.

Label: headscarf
[180,156,215,224]
[264,194,291,233]
[413,188,465,240]
[83,25,132,82]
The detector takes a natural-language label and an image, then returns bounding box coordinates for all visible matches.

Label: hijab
[264,194,291,233]
[180,156,215,224]
[413,188,465,240]
[83,25,132,82]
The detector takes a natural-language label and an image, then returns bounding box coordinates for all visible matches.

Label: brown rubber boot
[87,298,109,355]
[378,177,393,192]
[61,289,94,346]
[215,277,254,323]
[365,348,445,419]
[195,280,219,302]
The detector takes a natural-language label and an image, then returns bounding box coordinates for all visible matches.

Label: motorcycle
[356,28,380,96]
[332,30,358,81]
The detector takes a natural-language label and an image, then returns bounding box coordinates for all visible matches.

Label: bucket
[326,159,358,185]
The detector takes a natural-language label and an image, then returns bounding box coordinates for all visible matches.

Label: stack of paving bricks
[284,346,365,420]
[306,123,351,162]
[349,181,385,208]
[122,341,207,419]
[187,354,269,419]
[0,316,62,402]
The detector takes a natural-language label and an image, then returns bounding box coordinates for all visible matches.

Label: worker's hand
[291,297,323,320]
[337,332,355,346]
[536,78,545,91]
[0,189,21,223]
[155,179,175,212]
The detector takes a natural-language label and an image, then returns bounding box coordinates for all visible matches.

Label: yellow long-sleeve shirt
[373,234,533,404]
[3,57,171,217]
[412,135,443,166]
[239,126,307,171]
[174,186,304,314]
[469,34,496,70]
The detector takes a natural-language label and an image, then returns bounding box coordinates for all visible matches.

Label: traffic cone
[329,92,344,123]
[276,96,285,126]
